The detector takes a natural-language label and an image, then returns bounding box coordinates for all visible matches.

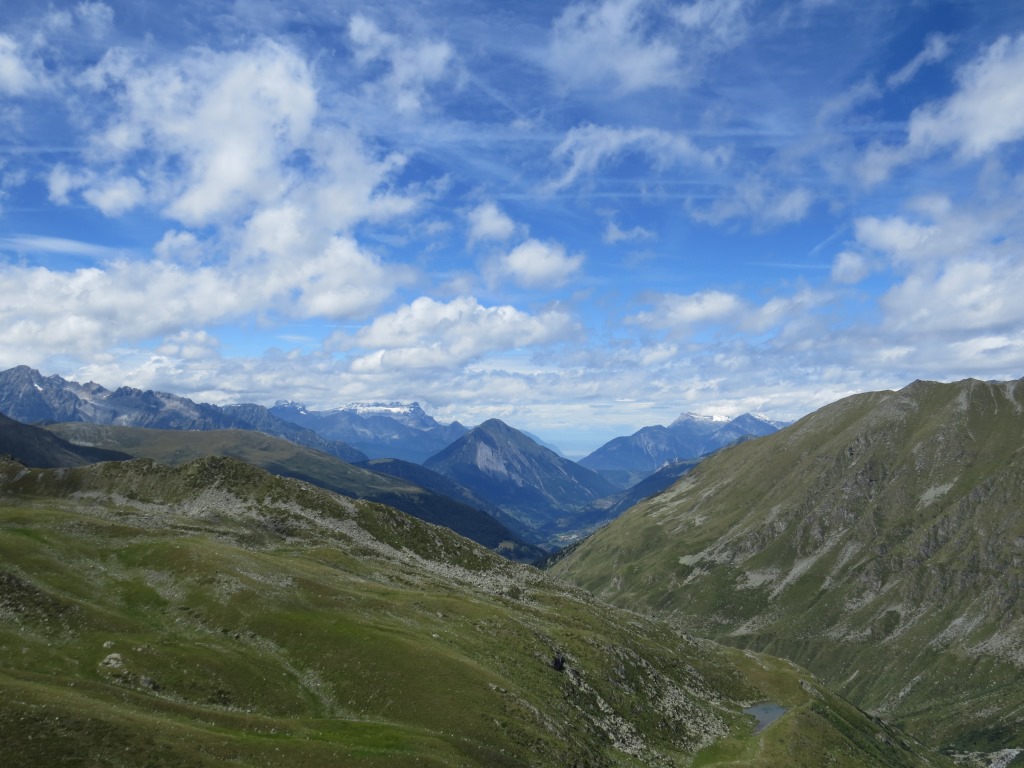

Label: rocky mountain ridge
[0,365,367,464]
[269,399,468,462]
[580,410,785,487]
[44,420,542,562]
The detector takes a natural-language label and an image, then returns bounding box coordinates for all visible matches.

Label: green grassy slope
[552,378,1024,753]
[46,422,542,561]
[0,456,949,767]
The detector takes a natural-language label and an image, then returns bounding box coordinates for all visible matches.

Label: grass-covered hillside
[0,456,949,767]
[552,378,1024,755]
[45,422,542,562]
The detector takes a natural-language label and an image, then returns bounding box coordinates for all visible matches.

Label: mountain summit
[424,419,616,543]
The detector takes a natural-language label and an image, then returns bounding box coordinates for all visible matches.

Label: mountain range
[553,377,1024,756]
[0,453,952,767]
[2,361,1020,762]
[0,365,790,548]
[269,400,469,463]
[580,411,785,488]
[0,365,367,464]
[1,366,785,477]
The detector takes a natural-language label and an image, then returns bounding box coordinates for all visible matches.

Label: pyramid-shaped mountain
[46,421,542,562]
[423,419,616,539]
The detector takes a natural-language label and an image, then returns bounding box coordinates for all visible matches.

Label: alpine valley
[2,365,1022,766]
[0,452,950,767]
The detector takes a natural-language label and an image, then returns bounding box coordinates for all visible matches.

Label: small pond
[744,702,788,733]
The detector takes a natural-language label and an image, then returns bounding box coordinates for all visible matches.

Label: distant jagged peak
[336,401,426,417]
[272,399,427,417]
[5,364,67,387]
[729,411,788,427]
[273,399,308,413]
[669,410,732,426]
[670,410,787,430]
[6,364,42,379]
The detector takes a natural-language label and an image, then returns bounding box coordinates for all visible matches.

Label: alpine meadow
[3,1,1024,766]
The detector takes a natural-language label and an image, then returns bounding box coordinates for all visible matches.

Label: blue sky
[1,0,1023,456]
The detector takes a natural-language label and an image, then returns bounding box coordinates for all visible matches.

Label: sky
[1,0,1024,457]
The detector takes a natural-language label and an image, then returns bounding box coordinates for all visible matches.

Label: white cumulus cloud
[0,35,43,95]
[547,0,680,93]
[77,39,317,226]
[497,239,584,289]
[467,201,516,244]
[82,175,145,217]
[831,251,870,284]
[630,290,742,328]
[338,296,577,371]
[603,219,654,244]
[349,15,454,114]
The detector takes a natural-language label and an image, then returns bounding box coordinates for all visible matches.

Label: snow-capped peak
[337,401,423,416]
[672,411,731,425]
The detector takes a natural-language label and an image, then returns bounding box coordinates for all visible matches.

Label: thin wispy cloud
[0,235,131,259]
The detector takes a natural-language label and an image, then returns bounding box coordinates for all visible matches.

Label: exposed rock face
[554,377,1024,751]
